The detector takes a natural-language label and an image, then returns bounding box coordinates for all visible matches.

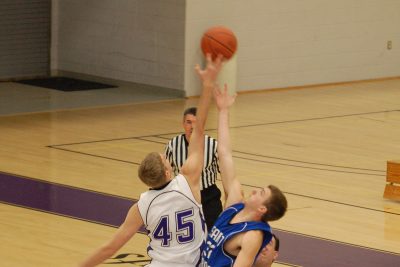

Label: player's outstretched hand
[213,84,236,111]
[195,53,224,86]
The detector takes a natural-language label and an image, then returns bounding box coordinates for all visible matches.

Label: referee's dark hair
[183,107,197,118]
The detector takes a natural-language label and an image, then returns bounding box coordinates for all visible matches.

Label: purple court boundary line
[1,171,399,267]
[0,171,135,228]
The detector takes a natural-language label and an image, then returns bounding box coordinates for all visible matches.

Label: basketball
[201,26,238,60]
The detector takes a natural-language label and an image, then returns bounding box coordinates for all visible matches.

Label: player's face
[247,187,271,210]
[254,237,278,266]
[182,114,196,141]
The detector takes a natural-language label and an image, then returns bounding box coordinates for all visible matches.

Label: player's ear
[165,169,170,179]
[273,251,279,262]
[258,205,267,215]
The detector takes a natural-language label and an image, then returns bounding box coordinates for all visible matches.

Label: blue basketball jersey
[202,203,272,267]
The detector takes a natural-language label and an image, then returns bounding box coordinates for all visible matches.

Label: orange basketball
[201,26,238,60]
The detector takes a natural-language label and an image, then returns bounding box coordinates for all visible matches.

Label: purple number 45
[152,208,195,246]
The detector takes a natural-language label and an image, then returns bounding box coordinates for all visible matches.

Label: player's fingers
[215,54,224,67]
[232,93,238,102]
[223,83,228,94]
[206,53,212,64]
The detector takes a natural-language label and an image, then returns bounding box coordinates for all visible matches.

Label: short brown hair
[183,107,197,118]
[261,185,287,222]
[138,152,166,188]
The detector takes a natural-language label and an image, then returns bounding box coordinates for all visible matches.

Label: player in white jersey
[78,53,224,267]
[137,174,206,266]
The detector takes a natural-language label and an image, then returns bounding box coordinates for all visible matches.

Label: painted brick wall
[185,0,400,95]
[52,0,185,91]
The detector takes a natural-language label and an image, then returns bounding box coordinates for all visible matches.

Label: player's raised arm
[181,54,223,203]
[213,85,242,208]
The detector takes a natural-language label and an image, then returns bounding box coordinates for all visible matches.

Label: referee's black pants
[201,184,223,231]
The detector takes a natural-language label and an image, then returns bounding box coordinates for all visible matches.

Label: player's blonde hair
[138,152,167,188]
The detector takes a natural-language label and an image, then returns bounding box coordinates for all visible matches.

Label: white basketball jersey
[138,174,206,267]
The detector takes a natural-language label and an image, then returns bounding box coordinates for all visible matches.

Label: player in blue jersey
[78,54,224,267]
[202,86,287,267]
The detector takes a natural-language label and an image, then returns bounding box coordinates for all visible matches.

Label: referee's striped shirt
[165,134,219,189]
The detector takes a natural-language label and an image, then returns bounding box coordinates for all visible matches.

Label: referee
[165,107,222,230]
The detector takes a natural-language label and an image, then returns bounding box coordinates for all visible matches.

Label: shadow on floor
[0,80,184,116]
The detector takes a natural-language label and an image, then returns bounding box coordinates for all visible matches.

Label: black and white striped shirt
[165,134,219,189]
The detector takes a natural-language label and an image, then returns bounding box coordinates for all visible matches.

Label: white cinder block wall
[52,0,185,91]
[186,0,400,96]
[52,0,400,97]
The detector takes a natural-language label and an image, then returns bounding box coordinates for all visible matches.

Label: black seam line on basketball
[204,33,234,53]
[273,228,400,256]
[233,150,384,172]
[48,146,141,165]
[46,109,399,147]
[240,182,400,216]
[0,170,136,201]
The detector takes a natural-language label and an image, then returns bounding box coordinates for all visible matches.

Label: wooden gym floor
[1,78,400,266]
